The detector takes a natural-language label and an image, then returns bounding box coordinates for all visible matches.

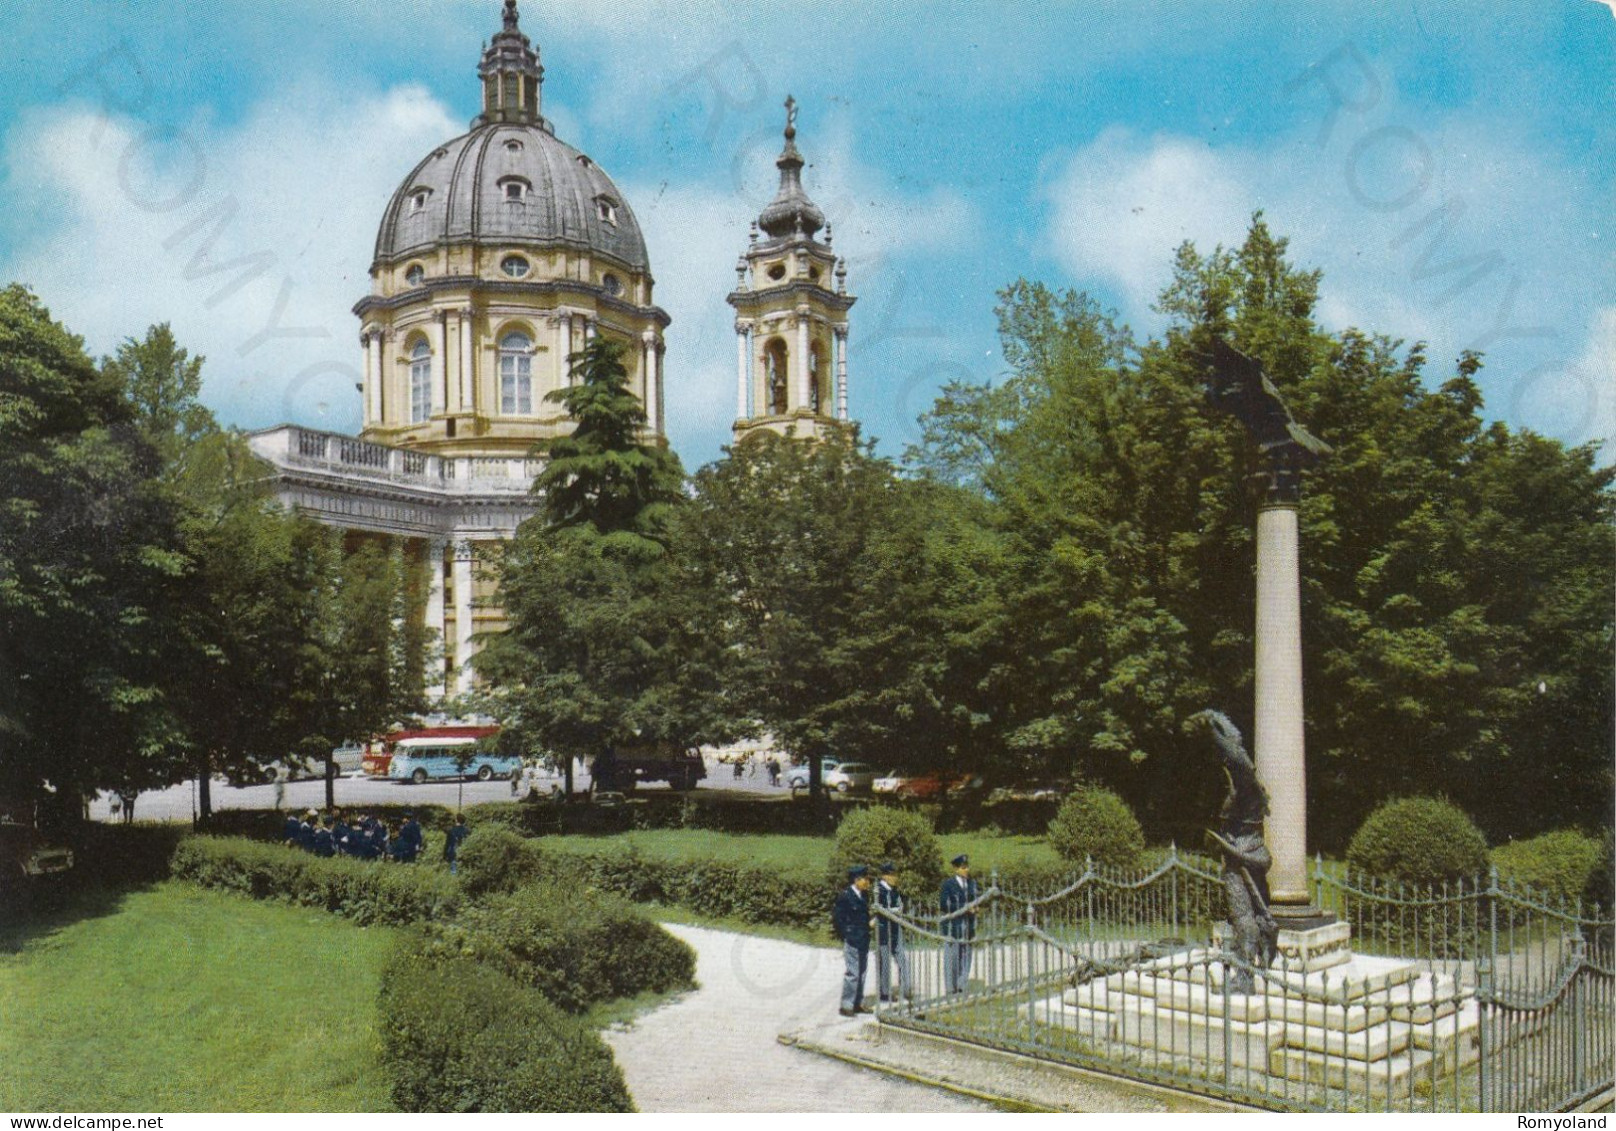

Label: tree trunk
[564,756,574,797]
[324,759,336,811]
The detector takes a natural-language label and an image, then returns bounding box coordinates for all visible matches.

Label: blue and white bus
[387,736,522,784]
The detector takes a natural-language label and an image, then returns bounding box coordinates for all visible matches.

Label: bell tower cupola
[728,97,855,442]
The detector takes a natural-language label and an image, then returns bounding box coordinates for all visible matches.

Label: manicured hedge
[1346,797,1490,886]
[1047,784,1146,870]
[426,882,696,1013]
[466,795,842,837]
[171,835,462,926]
[379,944,633,1113]
[1492,829,1607,907]
[828,807,943,895]
[456,826,832,931]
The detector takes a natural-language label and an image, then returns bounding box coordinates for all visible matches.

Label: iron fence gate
[872,851,1613,1112]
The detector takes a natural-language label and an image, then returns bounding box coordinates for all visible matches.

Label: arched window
[408,339,431,424]
[499,331,533,415]
[765,339,789,415]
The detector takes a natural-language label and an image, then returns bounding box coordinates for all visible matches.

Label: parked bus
[387,735,522,785]
[361,725,499,778]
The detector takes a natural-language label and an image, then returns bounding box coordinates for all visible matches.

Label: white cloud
[2,83,460,434]
[1039,116,1610,451]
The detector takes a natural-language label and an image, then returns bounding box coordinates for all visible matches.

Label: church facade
[248,0,853,698]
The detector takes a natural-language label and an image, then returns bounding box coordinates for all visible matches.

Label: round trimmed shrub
[1492,829,1606,906]
[1046,784,1145,871]
[1345,797,1489,887]
[827,806,943,897]
[454,825,547,896]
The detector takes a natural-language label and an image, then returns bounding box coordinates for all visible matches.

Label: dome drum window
[408,339,432,424]
[602,273,622,297]
[500,254,531,278]
[499,331,534,415]
[404,264,426,287]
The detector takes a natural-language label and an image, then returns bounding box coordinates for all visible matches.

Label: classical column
[425,537,447,700]
[1255,495,1308,906]
[795,307,811,411]
[362,331,379,427]
[641,331,655,430]
[834,326,849,421]
[458,309,474,413]
[560,313,574,385]
[453,540,475,697]
[427,315,446,415]
[735,323,750,419]
[655,343,666,438]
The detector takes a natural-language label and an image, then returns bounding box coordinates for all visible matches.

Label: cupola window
[409,339,432,424]
[498,176,530,202]
[404,264,425,287]
[409,188,431,213]
[499,331,534,415]
[500,254,531,279]
[767,263,786,281]
[504,139,523,153]
[596,196,618,224]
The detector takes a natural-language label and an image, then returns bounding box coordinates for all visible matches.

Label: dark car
[0,800,74,887]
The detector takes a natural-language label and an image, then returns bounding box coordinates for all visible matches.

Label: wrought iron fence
[872,850,1612,1112]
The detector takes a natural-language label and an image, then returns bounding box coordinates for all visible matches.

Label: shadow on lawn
[0,823,186,954]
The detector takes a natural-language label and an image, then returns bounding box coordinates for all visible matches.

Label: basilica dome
[372,121,649,274]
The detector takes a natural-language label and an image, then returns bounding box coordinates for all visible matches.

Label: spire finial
[503,0,520,31]
[784,94,798,140]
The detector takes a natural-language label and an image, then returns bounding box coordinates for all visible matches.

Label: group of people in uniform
[281,808,425,862]
[831,853,982,1017]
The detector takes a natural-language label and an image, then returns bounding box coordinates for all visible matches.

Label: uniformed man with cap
[875,861,912,1003]
[939,853,980,994]
[832,864,874,1016]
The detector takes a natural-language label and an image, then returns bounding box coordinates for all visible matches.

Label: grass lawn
[0,882,397,1112]
[539,826,1064,877]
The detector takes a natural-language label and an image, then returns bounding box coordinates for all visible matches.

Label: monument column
[1202,340,1331,923]
[1255,470,1308,906]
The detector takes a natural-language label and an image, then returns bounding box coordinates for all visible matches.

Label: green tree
[675,427,946,796]
[474,337,707,795]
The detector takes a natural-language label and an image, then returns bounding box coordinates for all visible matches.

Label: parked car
[0,798,73,887]
[784,758,842,790]
[987,780,1069,803]
[388,737,523,784]
[823,762,876,793]
[259,744,365,783]
[873,769,904,795]
[893,772,984,801]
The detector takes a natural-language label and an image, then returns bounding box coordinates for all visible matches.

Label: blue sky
[1,0,1610,469]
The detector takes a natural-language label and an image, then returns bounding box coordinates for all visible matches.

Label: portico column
[641,331,656,430]
[655,343,666,437]
[560,313,574,385]
[453,540,475,697]
[363,331,381,426]
[1255,498,1308,906]
[425,537,447,700]
[795,307,811,410]
[735,323,751,419]
[834,326,848,421]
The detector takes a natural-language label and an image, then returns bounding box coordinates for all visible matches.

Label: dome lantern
[476,0,545,128]
[756,95,825,242]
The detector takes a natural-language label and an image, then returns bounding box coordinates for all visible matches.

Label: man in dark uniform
[282,811,302,847]
[331,811,353,857]
[396,811,424,863]
[832,864,874,1017]
[311,815,335,858]
[874,861,912,1004]
[939,853,979,994]
[443,813,471,874]
[297,809,318,853]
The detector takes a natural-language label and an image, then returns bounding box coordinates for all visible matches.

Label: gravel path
[604,924,988,1113]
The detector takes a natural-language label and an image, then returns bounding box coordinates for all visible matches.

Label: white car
[823,762,876,793]
[873,769,904,795]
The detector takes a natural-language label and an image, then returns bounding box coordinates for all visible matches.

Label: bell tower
[729,97,855,442]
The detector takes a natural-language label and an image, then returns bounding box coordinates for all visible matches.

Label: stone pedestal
[1042,924,1480,1097]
